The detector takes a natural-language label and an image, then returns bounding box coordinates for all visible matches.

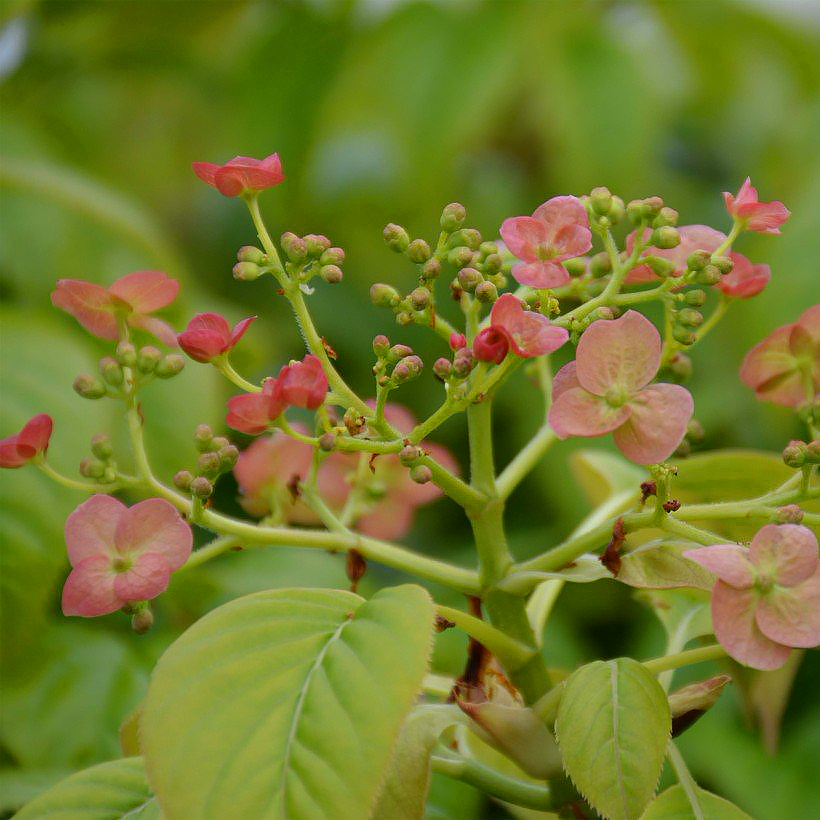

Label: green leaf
[555,658,671,820]
[640,783,752,819]
[373,704,462,820]
[635,589,713,648]
[618,541,715,590]
[14,757,160,820]
[141,585,434,820]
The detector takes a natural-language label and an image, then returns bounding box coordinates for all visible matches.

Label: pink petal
[127,315,179,348]
[499,216,546,261]
[749,524,818,586]
[228,316,256,349]
[613,383,693,465]
[575,311,661,395]
[548,387,630,439]
[61,555,121,617]
[113,553,172,603]
[682,546,756,588]
[109,272,179,313]
[65,495,126,566]
[551,362,580,401]
[491,293,569,358]
[797,305,820,339]
[213,155,285,198]
[510,260,570,289]
[473,328,509,364]
[357,497,415,541]
[114,498,192,571]
[0,437,27,468]
[737,201,791,236]
[276,355,328,410]
[178,313,232,362]
[50,280,121,341]
[380,403,416,436]
[531,195,590,254]
[755,570,820,649]
[226,391,276,435]
[716,255,770,300]
[739,325,804,408]
[192,162,219,187]
[0,414,53,467]
[711,582,791,671]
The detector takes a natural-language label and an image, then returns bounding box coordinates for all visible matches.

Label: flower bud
[399,444,423,466]
[137,347,162,373]
[409,287,431,311]
[696,264,721,285]
[102,466,117,484]
[711,255,734,275]
[473,327,509,364]
[652,207,679,228]
[773,504,804,525]
[440,202,467,232]
[80,458,106,478]
[190,476,213,499]
[388,344,413,362]
[673,439,691,458]
[320,247,345,266]
[457,267,483,292]
[478,241,498,258]
[608,196,625,224]
[116,342,137,367]
[449,333,467,351]
[597,216,611,229]
[667,353,693,380]
[433,357,453,379]
[407,239,432,263]
[626,199,647,223]
[233,262,262,281]
[90,434,113,460]
[677,308,704,328]
[303,234,332,256]
[211,436,230,451]
[383,223,410,253]
[782,440,807,468]
[651,226,680,249]
[319,433,336,452]
[410,464,432,484]
[197,451,221,476]
[474,281,498,304]
[482,253,502,274]
[448,247,474,269]
[672,326,696,345]
[218,444,239,468]
[369,283,401,308]
[155,354,186,379]
[807,439,820,462]
[320,265,343,284]
[346,549,367,588]
[99,357,124,387]
[173,470,193,491]
[590,186,612,215]
[131,606,154,635]
[459,229,482,251]
[194,424,213,452]
[642,196,664,217]
[645,256,676,278]
[422,258,441,280]
[684,289,707,307]
[686,419,705,442]
[564,257,588,277]
[669,676,730,738]
[372,334,391,356]
[393,355,423,383]
[452,349,475,378]
[590,251,612,278]
[73,374,107,399]
[595,307,616,321]
[237,245,266,264]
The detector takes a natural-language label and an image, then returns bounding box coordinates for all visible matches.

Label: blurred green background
[1,0,818,816]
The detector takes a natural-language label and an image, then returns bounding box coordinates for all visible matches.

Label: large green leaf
[555,658,671,820]
[14,757,160,820]
[141,585,434,820]
[618,541,715,590]
[640,783,752,819]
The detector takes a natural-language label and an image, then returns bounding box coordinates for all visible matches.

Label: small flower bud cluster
[79,433,119,484]
[174,424,239,500]
[73,345,184,400]
[233,245,267,281]
[279,232,344,286]
[782,439,820,469]
[371,335,424,390]
[586,186,626,231]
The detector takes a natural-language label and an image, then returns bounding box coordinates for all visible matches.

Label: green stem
[215,357,261,393]
[713,219,742,257]
[643,644,727,675]
[37,461,128,493]
[184,536,241,569]
[661,517,727,545]
[667,742,705,820]
[496,426,556,501]
[693,297,729,345]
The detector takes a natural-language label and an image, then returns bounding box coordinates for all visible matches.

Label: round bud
[237,245,266,264]
[393,355,423,383]
[686,419,705,442]
[677,308,704,328]
[407,239,432,264]
[457,267,483,292]
[452,350,475,378]
[440,202,467,232]
[156,355,186,379]
[319,433,336,452]
[448,247,474,269]
[482,253,502,274]
[711,255,733,275]
[564,257,588,277]
[388,344,413,362]
[286,237,310,263]
[642,196,664,216]
[372,334,391,356]
[653,207,679,228]
[197,451,221,476]
[211,436,230,451]
[590,252,612,278]
[651,226,680,250]
[80,458,106,478]
[609,196,625,224]
[774,504,804,524]
[684,289,707,307]
[410,465,433,484]
[597,216,611,229]
[233,262,261,281]
[433,357,453,379]
[320,247,345,266]
[90,434,113,460]
[409,287,431,311]
[459,228,482,251]
[782,440,807,468]
[101,467,117,484]
[369,283,401,308]
[626,199,647,223]
[173,470,193,491]
[673,439,691,458]
[383,223,410,253]
[645,256,676,278]
[450,333,467,351]
[194,424,213,451]
[190,476,214,499]
[590,186,612,215]
[399,444,423,466]
[99,356,124,387]
[672,326,696,345]
[474,281,498,304]
[478,241,498,258]
[320,265,343,284]
[218,444,239,468]
[137,347,162,374]
[696,265,721,286]
[807,440,820,462]
[304,234,332,256]
[116,342,137,367]
[395,311,413,327]
[667,353,693,380]
[73,374,107,399]
[131,607,154,635]
[422,258,441,280]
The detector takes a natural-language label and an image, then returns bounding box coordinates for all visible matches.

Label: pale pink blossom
[51,272,179,347]
[739,306,820,408]
[724,177,790,236]
[684,524,819,670]
[178,313,255,363]
[500,196,591,289]
[61,496,192,617]
[715,256,771,300]
[0,414,53,468]
[226,378,286,435]
[548,311,693,465]
[192,154,284,198]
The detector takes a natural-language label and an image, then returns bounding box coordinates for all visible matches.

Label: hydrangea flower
[473,294,569,364]
[51,272,179,347]
[0,414,53,468]
[548,311,693,465]
[739,306,820,408]
[500,196,591,289]
[684,524,820,670]
[225,354,328,435]
[61,496,192,617]
[192,154,284,198]
[178,313,255,363]
[723,177,790,236]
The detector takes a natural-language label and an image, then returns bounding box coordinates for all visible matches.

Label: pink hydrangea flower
[178,313,255,363]
[723,177,790,236]
[500,196,591,289]
[473,293,569,364]
[276,355,328,410]
[0,414,53,468]
[192,154,284,198]
[548,311,694,465]
[51,272,179,347]
[625,225,725,285]
[61,496,192,617]
[739,306,820,408]
[226,378,286,435]
[684,524,820,670]
[715,256,771,301]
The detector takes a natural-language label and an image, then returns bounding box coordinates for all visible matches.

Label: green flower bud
[369,283,400,308]
[590,251,612,278]
[405,238,431,264]
[564,257,588,277]
[80,458,106,478]
[642,196,664,217]
[218,444,239,468]
[101,466,117,484]
[409,287,431,311]
[684,289,707,307]
[672,326,696,345]
[410,464,433,484]
[303,234,331,256]
[372,334,391,356]
[194,424,213,452]
[696,265,721,285]
[457,267,483,293]
[99,356,124,387]
[383,223,410,253]
[155,354,186,379]
[651,226,680,250]
[73,374,107,399]
[237,245,266,264]
[645,256,677,278]
[395,310,413,327]
[590,186,612,215]
[422,258,441,280]
[782,440,807,468]
[686,251,710,272]
[210,436,229,451]
[482,253,502,274]
[652,207,679,228]
[711,255,733,275]
[90,434,113,460]
[478,241,498,258]
[190,476,214,499]
[320,265,343,284]
[197,451,221,476]
[626,199,647,223]
[131,606,154,635]
[399,444,423,466]
[459,229,482,251]
[318,433,336,452]
[474,281,498,304]
[673,439,691,458]
[233,262,262,281]
[116,342,137,367]
[448,247,474,269]
[440,202,467,232]
[609,196,625,224]
[173,470,193,491]
[677,308,704,328]
[137,346,162,373]
[686,419,705,442]
[667,353,692,381]
[320,247,345,266]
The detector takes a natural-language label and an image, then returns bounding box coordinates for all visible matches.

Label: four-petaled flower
[192,154,284,198]
[548,311,694,465]
[0,414,53,468]
[178,313,256,363]
[724,177,790,236]
[473,293,569,364]
[500,196,591,289]
[51,272,179,347]
[739,306,820,408]
[684,524,820,670]
[61,496,192,617]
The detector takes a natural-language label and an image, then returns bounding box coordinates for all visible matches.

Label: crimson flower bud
[383,223,410,253]
[393,355,423,383]
[320,265,343,284]
[237,245,266,264]
[116,341,137,367]
[407,239,432,263]
[73,374,107,399]
[410,464,432,484]
[320,247,345,266]
[452,349,475,377]
[190,476,213,498]
[388,344,413,362]
[440,202,467,231]
[433,357,453,379]
[457,267,483,292]
[473,328,509,364]
[474,281,498,304]
[449,333,467,351]
[174,470,193,491]
[370,283,400,308]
